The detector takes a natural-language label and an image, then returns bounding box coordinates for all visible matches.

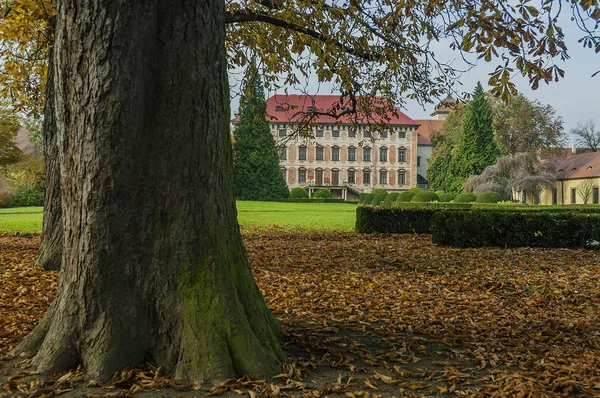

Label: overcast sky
[230,19,599,145]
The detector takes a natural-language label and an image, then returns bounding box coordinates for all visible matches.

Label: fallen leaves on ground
[1,228,600,397]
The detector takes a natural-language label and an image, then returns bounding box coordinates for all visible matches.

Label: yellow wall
[534,178,600,205]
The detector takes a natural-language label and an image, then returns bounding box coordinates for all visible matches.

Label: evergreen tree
[447,82,499,192]
[233,64,289,200]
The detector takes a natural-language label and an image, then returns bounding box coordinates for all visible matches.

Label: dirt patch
[1,229,600,397]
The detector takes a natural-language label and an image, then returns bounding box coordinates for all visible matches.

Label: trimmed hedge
[356,206,434,233]
[313,188,333,199]
[411,190,439,203]
[270,198,346,203]
[476,191,502,203]
[431,210,600,248]
[290,187,309,199]
[453,192,477,203]
[438,192,457,203]
[371,193,388,207]
[383,193,400,207]
[356,204,600,236]
[396,191,416,203]
[359,193,369,204]
[363,194,375,205]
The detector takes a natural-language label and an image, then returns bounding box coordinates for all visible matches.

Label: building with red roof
[232,94,453,197]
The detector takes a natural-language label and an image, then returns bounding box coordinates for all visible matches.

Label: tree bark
[14,0,284,382]
[36,19,63,271]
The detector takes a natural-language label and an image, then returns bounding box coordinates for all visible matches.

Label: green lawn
[0,202,357,234]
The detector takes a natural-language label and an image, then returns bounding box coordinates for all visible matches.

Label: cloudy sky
[231,17,599,144]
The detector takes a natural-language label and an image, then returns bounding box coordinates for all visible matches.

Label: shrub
[431,210,600,248]
[313,188,333,199]
[407,188,422,193]
[358,193,369,204]
[411,190,439,203]
[371,189,388,195]
[363,194,375,205]
[371,193,388,207]
[438,192,457,202]
[356,207,434,233]
[270,198,346,203]
[382,193,400,207]
[290,187,309,199]
[453,192,477,203]
[435,190,445,197]
[13,188,44,207]
[476,191,503,203]
[396,191,416,203]
[0,188,14,207]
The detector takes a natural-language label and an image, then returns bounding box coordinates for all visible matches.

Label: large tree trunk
[36,19,63,271]
[14,0,284,382]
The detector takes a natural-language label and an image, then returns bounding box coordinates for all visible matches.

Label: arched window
[363,168,371,184]
[363,146,371,162]
[347,168,356,184]
[332,146,340,161]
[398,146,406,162]
[379,169,388,185]
[298,167,307,183]
[398,169,406,185]
[298,145,307,161]
[379,146,388,162]
[316,146,324,161]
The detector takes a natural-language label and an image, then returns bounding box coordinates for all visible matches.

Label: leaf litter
[1,228,600,396]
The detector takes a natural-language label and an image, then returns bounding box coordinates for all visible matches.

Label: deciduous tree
[233,63,290,200]
[572,120,600,152]
[6,0,600,383]
[0,104,23,168]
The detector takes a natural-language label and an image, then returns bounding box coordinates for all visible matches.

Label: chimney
[572,144,576,155]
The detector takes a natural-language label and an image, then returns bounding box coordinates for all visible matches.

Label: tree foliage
[491,94,565,157]
[464,153,555,201]
[233,63,290,201]
[572,120,600,152]
[447,82,499,192]
[2,0,600,119]
[0,104,23,168]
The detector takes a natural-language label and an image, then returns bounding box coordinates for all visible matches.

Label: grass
[0,207,43,235]
[0,202,357,234]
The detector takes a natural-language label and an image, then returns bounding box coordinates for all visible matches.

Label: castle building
[263,95,422,199]
[233,94,453,199]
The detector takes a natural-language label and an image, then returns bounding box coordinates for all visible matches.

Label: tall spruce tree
[233,64,289,200]
[447,82,499,192]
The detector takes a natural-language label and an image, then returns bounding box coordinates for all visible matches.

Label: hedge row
[271,198,347,203]
[356,204,600,238]
[431,210,600,248]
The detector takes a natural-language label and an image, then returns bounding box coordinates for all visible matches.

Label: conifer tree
[233,64,289,200]
[447,82,499,192]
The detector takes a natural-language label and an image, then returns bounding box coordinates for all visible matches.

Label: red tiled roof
[233,94,419,126]
[415,119,444,145]
[552,151,600,179]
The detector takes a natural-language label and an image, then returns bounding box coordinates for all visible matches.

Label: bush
[371,193,388,207]
[438,192,457,202]
[411,190,439,203]
[359,193,369,204]
[371,189,388,195]
[313,188,333,199]
[356,206,434,233]
[435,190,445,197]
[270,198,346,203]
[431,210,600,248]
[290,187,309,199]
[407,188,422,193]
[363,194,375,205]
[382,193,400,207]
[453,192,477,203]
[476,191,503,203]
[13,188,44,207]
[0,188,15,207]
[396,191,416,203]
